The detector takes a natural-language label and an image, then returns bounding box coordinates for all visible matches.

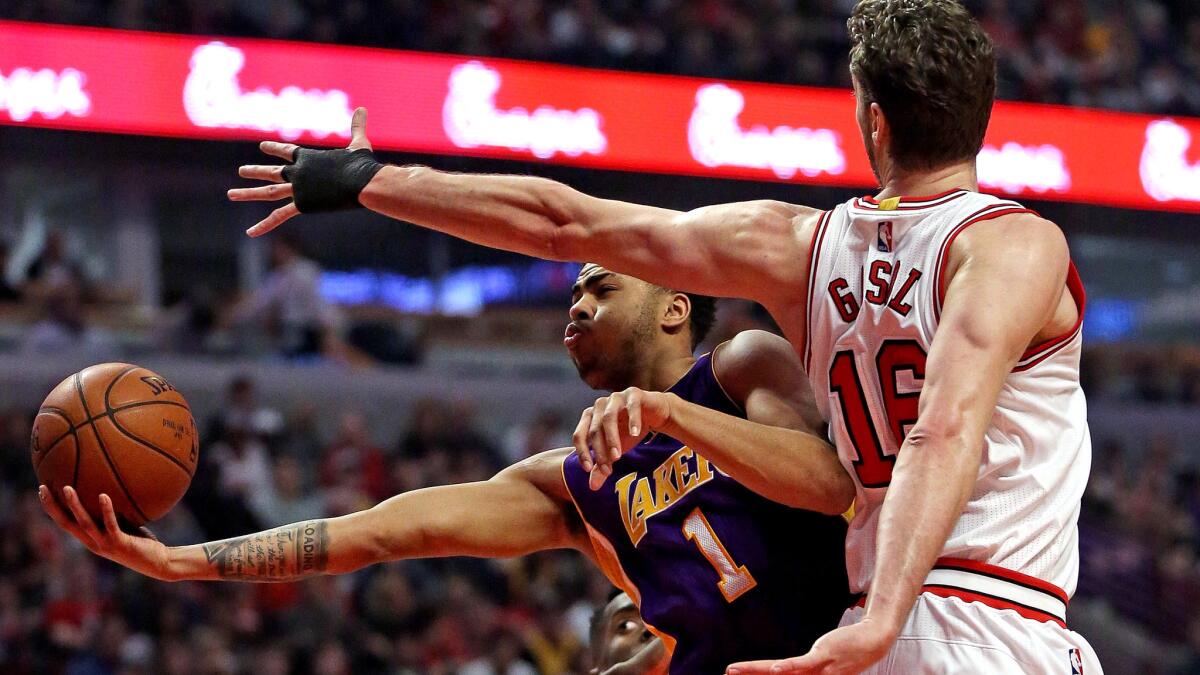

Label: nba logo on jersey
[1069,648,1084,674]
[877,221,893,252]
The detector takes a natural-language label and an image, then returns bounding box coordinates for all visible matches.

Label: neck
[875,160,978,200]
[630,345,696,393]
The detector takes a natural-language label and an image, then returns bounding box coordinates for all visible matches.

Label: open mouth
[563,322,585,349]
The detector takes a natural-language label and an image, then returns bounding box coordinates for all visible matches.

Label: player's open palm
[228,106,385,237]
[727,620,893,675]
[574,387,675,490]
[38,484,172,581]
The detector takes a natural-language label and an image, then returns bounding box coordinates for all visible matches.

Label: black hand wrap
[281,147,385,213]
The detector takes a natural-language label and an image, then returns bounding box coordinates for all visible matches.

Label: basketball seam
[75,369,150,524]
[32,408,78,473]
[105,411,195,480]
[104,366,195,478]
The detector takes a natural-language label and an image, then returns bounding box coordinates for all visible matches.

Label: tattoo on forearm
[202,521,330,581]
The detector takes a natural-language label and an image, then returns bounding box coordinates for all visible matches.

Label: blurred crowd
[0,376,601,674]
[4,0,1200,115]
[0,229,421,366]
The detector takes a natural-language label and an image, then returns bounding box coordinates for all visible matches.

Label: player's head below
[848,0,996,184]
[566,263,716,392]
[588,591,658,674]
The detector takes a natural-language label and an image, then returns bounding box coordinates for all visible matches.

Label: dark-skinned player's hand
[228,107,384,236]
[573,387,677,490]
[37,485,172,581]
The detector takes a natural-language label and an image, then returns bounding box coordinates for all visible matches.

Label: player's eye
[597,285,617,297]
[618,619,639,633]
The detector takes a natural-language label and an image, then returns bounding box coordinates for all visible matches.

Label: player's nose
[569,297,593,321]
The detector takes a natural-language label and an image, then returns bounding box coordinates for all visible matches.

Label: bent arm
[863,215,1072,635]
[359,166,813,303]
[659,331,853,515]
[165,449,582,582]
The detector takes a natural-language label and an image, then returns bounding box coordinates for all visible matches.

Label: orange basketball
[31,363,198,527]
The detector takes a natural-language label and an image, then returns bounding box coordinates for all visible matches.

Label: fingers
[38,485,93,545]
[238,164,287,183]
[260,140,298,161]
[348,107,372,150]
[727,658,816,675]
[573,407,595,473]
[599,392,624,466]
[99,494,122,536]
[586,398,615,491]
[246,203,300,237]
[227,183,294,202]
[588,464,612,491]
[61,486,104,549]
[726,660,779,674]
[625,388,643,438]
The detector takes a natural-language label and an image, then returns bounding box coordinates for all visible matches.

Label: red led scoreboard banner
[3,20,1200,213]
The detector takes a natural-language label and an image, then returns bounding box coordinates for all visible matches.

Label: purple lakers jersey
[563,352,849,674]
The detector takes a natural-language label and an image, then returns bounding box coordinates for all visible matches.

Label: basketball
[31,363,199,527]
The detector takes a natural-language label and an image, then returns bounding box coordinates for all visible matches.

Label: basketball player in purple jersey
[42,264,854,673]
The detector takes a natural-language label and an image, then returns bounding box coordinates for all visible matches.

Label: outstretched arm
[40,449,584,582]
[227,108,816,306]
[575,331,854,515]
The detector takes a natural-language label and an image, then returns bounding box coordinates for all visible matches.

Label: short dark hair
[848,0,996,170]
[683,293,717,350]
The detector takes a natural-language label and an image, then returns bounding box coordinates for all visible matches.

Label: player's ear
[662,292,690,332]
[870,102,888,154]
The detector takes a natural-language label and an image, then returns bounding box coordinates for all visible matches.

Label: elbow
[802,475,856,516]
[822,474,858,516]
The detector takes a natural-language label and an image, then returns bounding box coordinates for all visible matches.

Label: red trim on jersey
[851,588,1065,628]
[922,587,1067,629]
[854,189,969,211]
[850,557,1070,628]
[933,205,1036,321]
[802,211,832,373]
[933,557,1070,605]
[1012,263,1087,371]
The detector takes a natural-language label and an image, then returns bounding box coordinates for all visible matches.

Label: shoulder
[496,447,574,501]
[712,330,804,405]
[951,210,1067,261]
[945,211,1068,286]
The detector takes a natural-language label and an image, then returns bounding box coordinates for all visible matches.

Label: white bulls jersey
[804,189,1090,629]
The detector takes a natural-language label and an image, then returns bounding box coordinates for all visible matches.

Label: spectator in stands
[19,279,118,359]
[249,454,327,526]
[4,0,1198,115]
[22,230,84,295]
[205,375,285,446]
[0,243,23,303]
[319,411,389,508]
[155,284,220,354]
[208,422,273,507]
[230,234,341,359]
[501,408,571,464]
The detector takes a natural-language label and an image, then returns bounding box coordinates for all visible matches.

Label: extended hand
[726,620,895,675]
[38,485,172,581]
[227,107,384,236]
[573,388,674,490]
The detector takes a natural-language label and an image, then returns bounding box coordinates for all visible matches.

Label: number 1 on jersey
[682,507,757,602]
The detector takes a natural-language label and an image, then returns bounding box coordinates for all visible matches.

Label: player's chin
[572,358,607,390]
